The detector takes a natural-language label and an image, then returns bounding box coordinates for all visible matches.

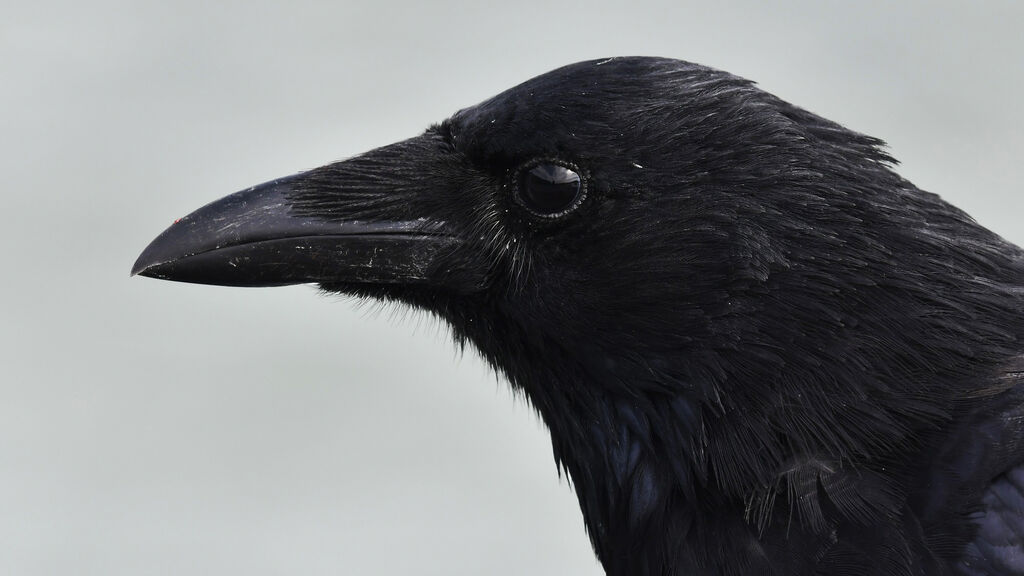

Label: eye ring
[512,159,587,219]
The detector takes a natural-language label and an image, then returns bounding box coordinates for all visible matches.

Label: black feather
[138,57,1024,575]
[322,57,1024,574]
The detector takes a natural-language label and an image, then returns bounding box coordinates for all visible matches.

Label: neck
[434,286,1020,574]
[449,304,773,574]
[540,387,778,576]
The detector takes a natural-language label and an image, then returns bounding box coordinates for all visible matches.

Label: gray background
[3,1,1022,574]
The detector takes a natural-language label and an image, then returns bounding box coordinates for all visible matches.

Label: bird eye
[515,161,585,218]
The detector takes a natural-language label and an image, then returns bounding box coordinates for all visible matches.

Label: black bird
[133,57,1024,575]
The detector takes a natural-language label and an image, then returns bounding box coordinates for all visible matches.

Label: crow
[132,57,1024,575]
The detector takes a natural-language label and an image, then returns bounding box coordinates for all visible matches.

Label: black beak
[132,135,484,291]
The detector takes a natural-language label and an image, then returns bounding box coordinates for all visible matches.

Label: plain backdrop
[3,1,1022,574]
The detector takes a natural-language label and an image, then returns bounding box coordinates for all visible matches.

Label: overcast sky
[3,1,1022,575]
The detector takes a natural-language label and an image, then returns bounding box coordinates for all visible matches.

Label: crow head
[133,57,1024,573]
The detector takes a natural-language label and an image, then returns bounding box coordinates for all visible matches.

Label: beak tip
[131,258,181,283]
[131,244,162,278]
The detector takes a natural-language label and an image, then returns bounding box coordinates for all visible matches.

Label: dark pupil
[520,164,581,215]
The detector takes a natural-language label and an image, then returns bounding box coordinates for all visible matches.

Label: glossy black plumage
[134,57,1024,575]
